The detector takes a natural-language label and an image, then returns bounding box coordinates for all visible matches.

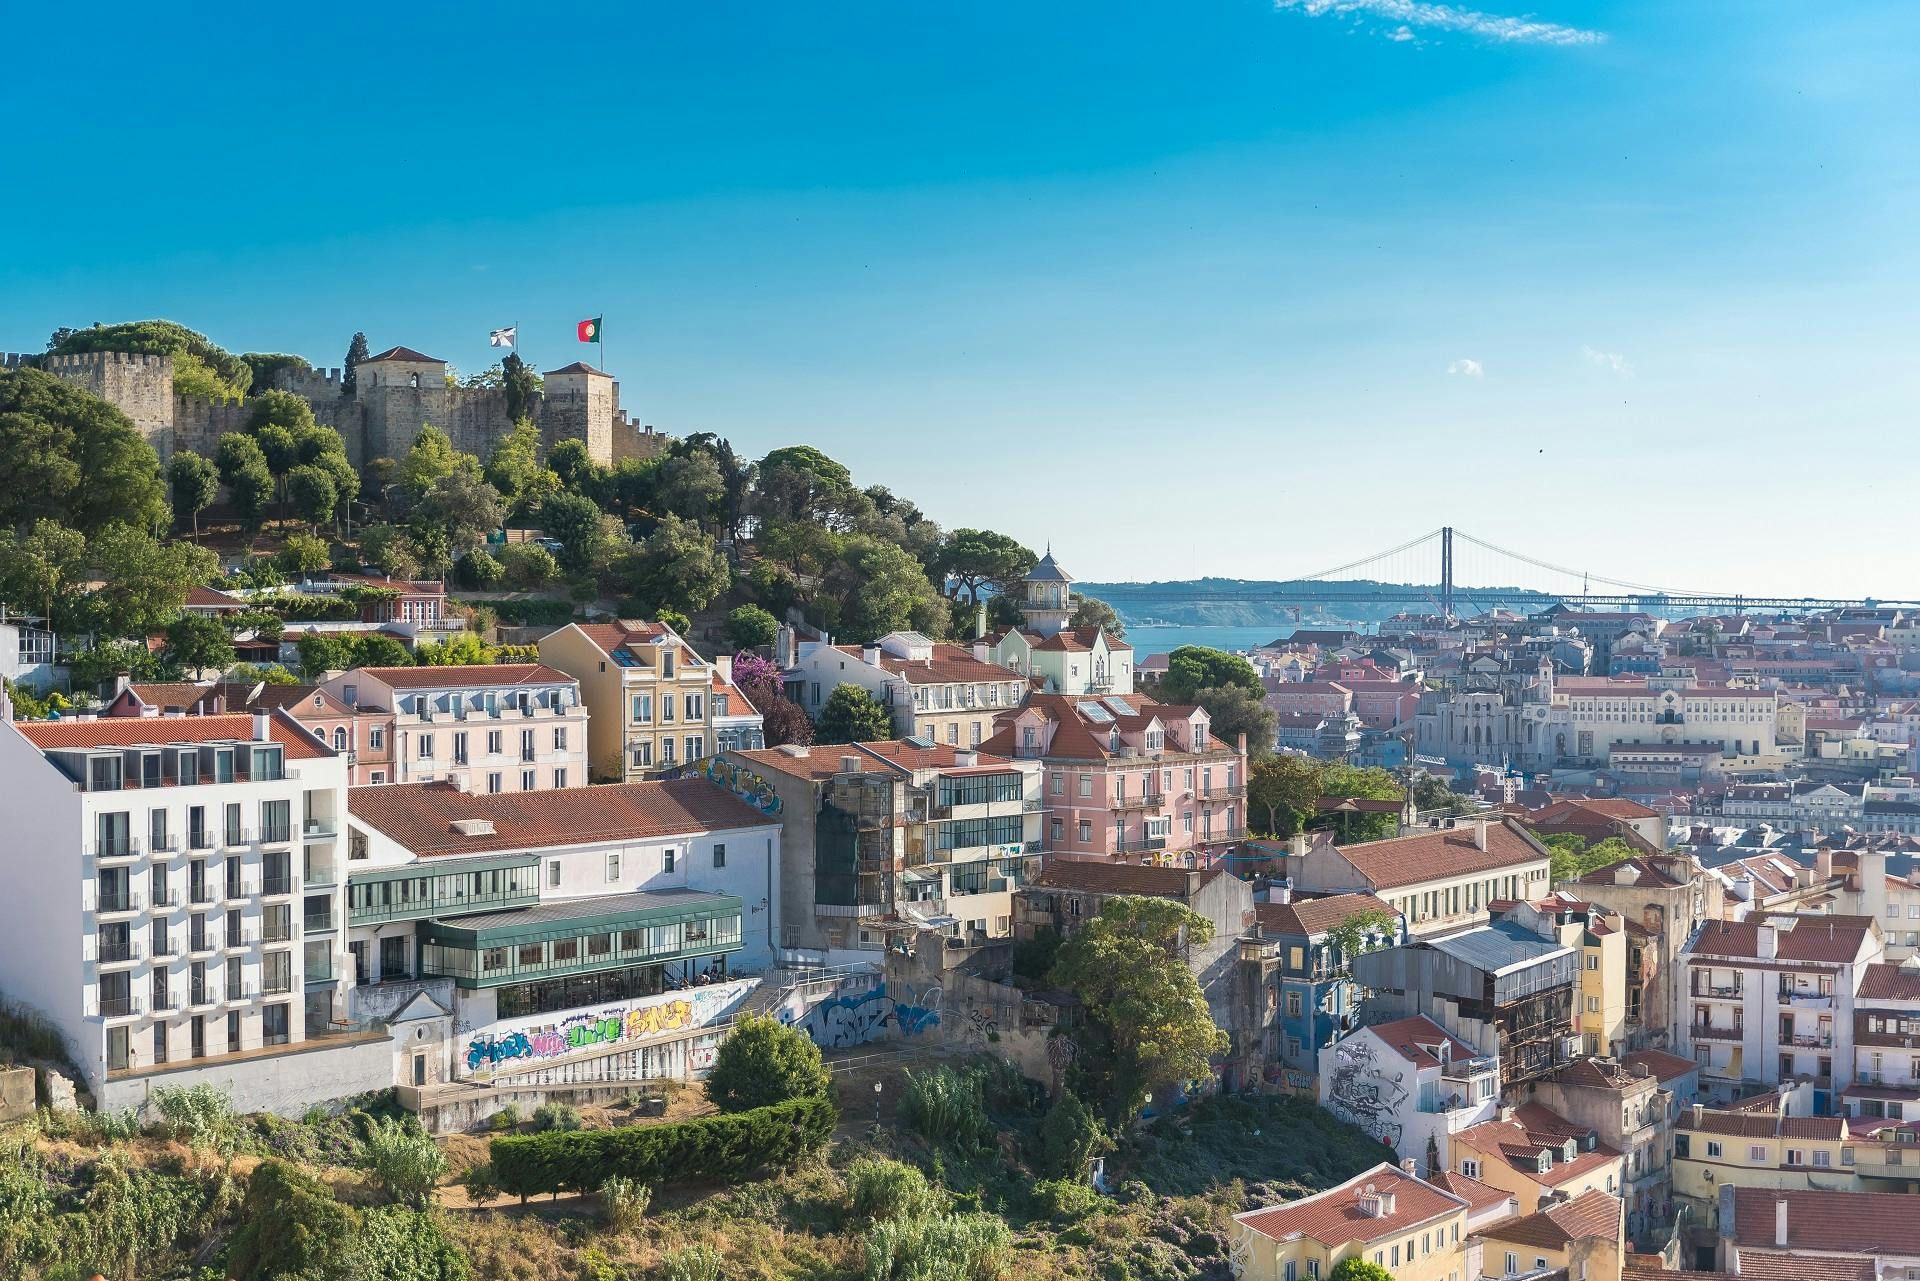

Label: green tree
[68,638,159,692]
[623,513,730,614]
[401,424,463,498]
[80,525,221,638]
[501,351,541,422]
[246,387,319,436]
[51,319,251,399]
[1033,1089,1108,1179]
[539,490,608,573]
[1068,594,1126,639]
[0,519,87,624]
[280,531,332,575]
[1325,909,1399,971]
[296,631,346,676]
[413,460,506,558]
[675,432,754,547]
[240,351,314,392]
[164,613,236,672]
[215,432,275,531]
[485,418,559,520]
[814,683,894,744]
[343,331,370,396]
[1412,773,1476,816]
[1538,833,1641,884]
[548,438,600,494]
[823,535,948,643]
[704,1013,831,1113]
[727,603,779,651]
[498,542,559,589]
[1316,764,1405,841]
[1192,683,1276,756]
[653,451,728,530]
[1329,1258,1397,1281]
[936,528,1034,602]
[287,464,340,533]
[1159,645,1262,704]
[1049,896,1230,1120]
[358,524,423,579]
[167,451,219,538]
[0,366,170,534]
[359,1116,447,1208]
[753,444,861,528]
[1248,752,1324,836]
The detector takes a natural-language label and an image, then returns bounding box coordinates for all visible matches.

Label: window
[1461,1158,1481,1179]
[418,734,434,760]
[554,726,567,750]
[488,772,503,794]
[370,726,385,750]
[631,741,653,768]
[522,769,536,790]
[663,848,676,874]
[487,730,503,754]
[549,860,562,888]
[552,938,579,963]
[686,693,703,720]
[1706,1141,1723,1158]
[1286,991,1303,1017]
[554,768,568,787]
[1077,820,1091,843]
[1587,954,1599,970]
[713,843,726,868]
[1812,1150,1831,1168]
[1307,1261,1320,1279]
[1078,774,1092,797]
[1749,1144,1768,1161]
[607,853,621,882]
[1285,1263,1296,1281]
[1506,1254,1519,1277]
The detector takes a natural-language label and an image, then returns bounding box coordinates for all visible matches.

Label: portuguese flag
[577,316,602,343]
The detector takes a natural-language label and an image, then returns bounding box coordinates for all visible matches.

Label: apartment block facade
[540,621,722,780]
[789,631,1030,748]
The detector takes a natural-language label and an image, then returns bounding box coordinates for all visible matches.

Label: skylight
[1077,701,1113,724]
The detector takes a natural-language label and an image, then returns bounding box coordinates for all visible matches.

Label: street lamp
[874,1081,884,1126]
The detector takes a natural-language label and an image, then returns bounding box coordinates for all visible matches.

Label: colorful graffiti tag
[704,758,783,816]
[1323,1036,1408,1148]
[781,980,941,1049]
[463,982,748,1073]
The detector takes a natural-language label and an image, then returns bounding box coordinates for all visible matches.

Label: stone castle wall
[7,349,636,471]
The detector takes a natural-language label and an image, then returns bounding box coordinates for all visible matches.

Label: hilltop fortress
[0,345,664,469]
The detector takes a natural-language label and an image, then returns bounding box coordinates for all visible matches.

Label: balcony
[1117,835,1170,854]
[1441,1053,1500,1081]
[1781,991,1834,1009]
[1200,784,1247,800]
[224,932,258,952]
[1110,793,1164,813]
[95,892,144,916]
[260,825,293,846]
[148,837,181,860]
[302,819,336,841]
[305,956,335,984]
[222,828,248,849]
[149,937,182,962]
[1784,1032,1835,1049]
[1692,1023,1744,1042]
[261,920,295,945]
[304,863,337,887]
[150,992,180,1015]
[94,838,138,865]
[303,907,336,933]
[1692,982,1743,999]
[417,888,745,989]
[188,986,217,1011]
[188,933,217,957]
[188,886,218,908]
[99,995,142,1019]
[261,976,293,997]
[97,940,142,966]
[150,890,181,910]
[261,876,296,897]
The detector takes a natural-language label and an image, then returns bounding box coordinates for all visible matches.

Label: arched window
[333,727,347,751]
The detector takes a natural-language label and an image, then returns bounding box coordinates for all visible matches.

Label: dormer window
[1563,1140,1578,1162]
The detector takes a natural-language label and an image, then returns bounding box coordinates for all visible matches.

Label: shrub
[532,1101,582,1132]
[359,1115,447,1207]
[497,543,559,589]
[489,1094,837,1199]
[599,1174,651,1232]
[861,1211,1012,1281]
[900,1067,992,1153]
[355,1204,471,1281]
[490,1103,522,1132]
[1034,1089,1107,1179]
[460,1162,503,1206]
[225,1159,359,1280]
[660,1244,726,1281]
[1030,1177,1101,1222]
[846,1156,945,1223]
[463,596,574,625]
[726,603,779,651]
[704,1013,830,1113]
[150,1083,240,1156]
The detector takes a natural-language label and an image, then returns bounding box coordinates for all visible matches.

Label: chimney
[1774,1198,1788,1247]
[113,674,131,698]
[862,644,882,667]
[975,601,987,639]
[252,709,271,742]
[972,640,989,665]
[715,653,733,683]
[1400,1158,1419,1177]
[955,749,979,768]
[1289,833,1308,858]
[1472,819,1490,851]
[839,755,861,774]
[1692,1102,1704,1127]
[1816,848,1834,881]
[775,624,795,669]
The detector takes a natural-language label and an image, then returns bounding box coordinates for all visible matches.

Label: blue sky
[4,2,1916,596]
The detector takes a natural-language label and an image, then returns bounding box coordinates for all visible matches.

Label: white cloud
[1447,358,1484,378]
[1581,345,1632,376]
[1274,0,1605,47]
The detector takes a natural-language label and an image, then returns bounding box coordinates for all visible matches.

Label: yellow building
[1230,1162,1472,1281]
[1477,1188,1624,1281]
[1673,1105,1859,1210]
[1579,909,1630,1057]
[539,621,718,780]
[1450,1105,1626,1214]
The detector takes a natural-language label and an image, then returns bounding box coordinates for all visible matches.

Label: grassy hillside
[0,1068,1387,1281]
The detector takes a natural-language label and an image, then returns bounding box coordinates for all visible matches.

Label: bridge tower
[1440,526,1454,619]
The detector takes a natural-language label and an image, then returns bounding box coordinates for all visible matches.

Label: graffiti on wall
[463,981,749,1073]
[1323,1036,1409,1149]
[782,980,942,1049]
[705,758,783,816]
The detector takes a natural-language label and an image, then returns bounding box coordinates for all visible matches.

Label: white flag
[489,326,517,348]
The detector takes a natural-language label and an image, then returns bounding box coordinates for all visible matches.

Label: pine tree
[342,331,370,396]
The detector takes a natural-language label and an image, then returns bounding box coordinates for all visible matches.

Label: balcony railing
[261,875,295,897]
[99,995,142,1018]
[302,819,336,841]
[1784,1033,1834,1049]
[1691,1023,1743,1042]
[303,864,337,887]
[94,838,137,861]
[149,937,181,961]
[260,825,292,845]
[1200,784,1246,800]
[262,921,295,944]
[96,892,143,915]
[148,836,180,858]
[1692,982,1743,998]
[97,939,141,965]
[260,975,293,997]
[1781,991,1834,1009]
[303,908,335,933]
[1117,835,1170,854]
[1111,793,1164,812]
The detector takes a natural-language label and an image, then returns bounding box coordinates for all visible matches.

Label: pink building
[1265,681,1355,720]
[981,693,1247,862]
[1340,679,1423,731]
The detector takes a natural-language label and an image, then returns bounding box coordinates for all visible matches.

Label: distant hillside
[1078,577,1557,628]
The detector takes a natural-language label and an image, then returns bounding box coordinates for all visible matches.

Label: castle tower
[34,352,177,461]
[540,362,616,465]
[1023,548,1074,638]
[356,346,451,462]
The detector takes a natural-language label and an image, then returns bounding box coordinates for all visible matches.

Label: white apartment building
[1680,912,1884,1112]
[787,631,1029,748]
[343,777,782,1085]
[0,703,364,1111]
[321,664,590,793]
[1288,818,1554,940]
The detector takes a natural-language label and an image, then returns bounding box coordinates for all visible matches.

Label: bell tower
[1023,547,1074,637]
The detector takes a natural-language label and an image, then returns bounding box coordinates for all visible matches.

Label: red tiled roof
[1334,819,1549,891]
[1734,1251,1873,1281]
[356,663,577,689]
[1572,856,1687,889]
[1621,1049,1698,1083]
[1686,915,1875,965]
[1685,1109,1846,1141]
[831,642,1018,686]
[14,711,331,759]
[1028,857,1222,899]
[1553,1058,1650,1092]
[543,361,606,376]
[1425,1169,1514,1219]
[347,778,775,856]
[1857,962,1920,1001]
[1537,797,1658,822]
[730,744,904,783]
[1478,1188,1620,1249]
[364,345,443,363]
[1453,1106,1621,1188]
[1236,1163,1466,1247]
[1255,891,1397,939]
[1364,1015,1477,1069]
[185,584,247,608]
[1727,1187,1920,1254]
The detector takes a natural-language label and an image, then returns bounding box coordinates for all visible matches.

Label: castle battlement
[31,350,174,371]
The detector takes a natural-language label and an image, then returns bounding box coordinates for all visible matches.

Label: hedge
[489,1093,837,1199]
[458,597,577,626]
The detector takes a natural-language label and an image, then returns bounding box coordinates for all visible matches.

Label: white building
[0,702,373,1112]
[343,776,782,1085]
[320,664,591,792]
[787,631,1029,748]
[1318,1015,1501,1174]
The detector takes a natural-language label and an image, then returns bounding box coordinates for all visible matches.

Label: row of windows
[1049,765,1232,798]
[628,736,705,768]
[105,1004,291,1070]
[1388,868,1544,923]
[630,692,704,724]
[417,728,565,760]
[96,799,296,855]
[936,772,1025,807]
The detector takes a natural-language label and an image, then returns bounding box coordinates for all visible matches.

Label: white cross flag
[488,326,517,348]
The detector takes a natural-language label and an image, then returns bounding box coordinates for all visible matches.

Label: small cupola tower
[1023,547,1074,637]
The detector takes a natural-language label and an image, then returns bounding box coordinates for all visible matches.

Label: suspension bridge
[1099,527,1917,618]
